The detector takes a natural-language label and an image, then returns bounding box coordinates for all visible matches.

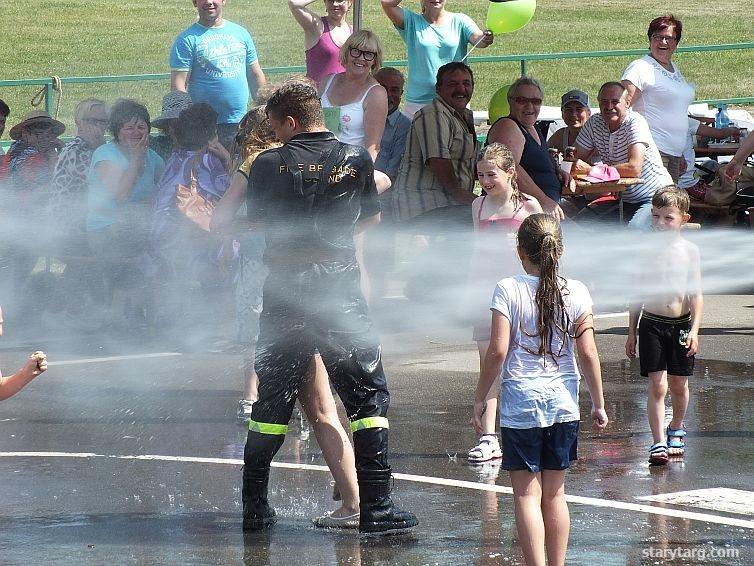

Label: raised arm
[288,0,325,49]
[381,0,405,28]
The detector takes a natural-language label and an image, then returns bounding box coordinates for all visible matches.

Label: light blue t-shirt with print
[397,9,476,105]
[170,20,259,124]
[87,142,164,231]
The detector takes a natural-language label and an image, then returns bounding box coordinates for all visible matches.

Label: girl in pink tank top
[467,143,543,466]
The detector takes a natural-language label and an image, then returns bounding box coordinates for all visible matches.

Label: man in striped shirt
[572,81,673,226]
[391,62,478,224]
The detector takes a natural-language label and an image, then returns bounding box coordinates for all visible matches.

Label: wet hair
[232,104,281,169]
[174,103,218,150]
[517,214,573,361]
[598,81,626,99]
[265,80,324,130]
[0,99,9,118]
[74,98,107,124]
[436,62,474,86]
[507,76,543,103]
[648,14,682,43]
[478,143,523,207]
[339,29,383,73]
[109,99,150,142]
[652,185,690,214]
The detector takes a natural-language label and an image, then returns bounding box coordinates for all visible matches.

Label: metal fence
[1,42,753,117]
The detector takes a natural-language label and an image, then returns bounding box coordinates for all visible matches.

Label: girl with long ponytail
[472,213,608,565]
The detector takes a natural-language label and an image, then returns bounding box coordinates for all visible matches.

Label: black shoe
[358,468,418,534]
[242,466,277,531]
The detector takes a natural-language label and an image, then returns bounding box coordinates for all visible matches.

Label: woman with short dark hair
[86,99,164,328]
[622,14,694,182]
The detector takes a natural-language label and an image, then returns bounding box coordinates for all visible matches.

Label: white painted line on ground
[637,487,754,516]
[594,312,628,320]
[48,352,182,367]
[1,451,753,529]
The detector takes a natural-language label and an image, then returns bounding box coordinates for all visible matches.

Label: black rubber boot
[242,466,277,531]
[358,468,418,534]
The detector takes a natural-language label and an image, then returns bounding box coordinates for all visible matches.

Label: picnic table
[694,142,741,160]
[574,176,643,223]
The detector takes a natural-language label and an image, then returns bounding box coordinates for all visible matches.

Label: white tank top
[320,74,379,147]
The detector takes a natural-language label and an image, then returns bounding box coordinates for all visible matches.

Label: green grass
[2,0,753,135]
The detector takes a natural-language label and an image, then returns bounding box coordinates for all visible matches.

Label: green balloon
[488,85,511,124]
[486,0,536,35]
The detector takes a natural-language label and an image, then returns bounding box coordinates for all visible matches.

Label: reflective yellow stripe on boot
[248,420,289,435]
[350,416,389,433]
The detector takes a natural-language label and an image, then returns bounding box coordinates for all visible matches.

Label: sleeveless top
[477,195,527,232]
[305,17,350,84]
[491,117,562,202]
[321,75,380,147]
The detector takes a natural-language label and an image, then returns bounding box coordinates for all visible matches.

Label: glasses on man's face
[651,33,677,44]
[349,47,376,62]
[85,118,109,126]
[514,96,543,106]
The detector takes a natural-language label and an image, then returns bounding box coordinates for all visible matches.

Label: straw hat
[9,110,66,140]
[152,91,193,128]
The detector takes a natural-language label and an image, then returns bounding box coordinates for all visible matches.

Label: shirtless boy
[626,186,702,465]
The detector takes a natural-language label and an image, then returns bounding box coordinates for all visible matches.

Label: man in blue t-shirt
[170,0,266,147]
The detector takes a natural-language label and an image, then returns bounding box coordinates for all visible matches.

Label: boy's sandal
[666,425,686,456]
[648,442,669,466]
[468,434,502,463]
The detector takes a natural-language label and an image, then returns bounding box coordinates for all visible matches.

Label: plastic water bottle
[715,104,731,129]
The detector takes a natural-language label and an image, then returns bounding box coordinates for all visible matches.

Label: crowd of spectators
[0,7,751,343]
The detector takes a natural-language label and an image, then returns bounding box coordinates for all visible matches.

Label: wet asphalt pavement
[0,295,752,565]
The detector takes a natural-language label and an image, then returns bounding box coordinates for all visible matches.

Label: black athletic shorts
[638,311,695,377]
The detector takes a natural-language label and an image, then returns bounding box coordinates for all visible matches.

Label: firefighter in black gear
[242,81,418,534]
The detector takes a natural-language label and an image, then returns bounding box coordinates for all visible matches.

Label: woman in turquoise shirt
[381,0,493,116]
[87,99,164,326]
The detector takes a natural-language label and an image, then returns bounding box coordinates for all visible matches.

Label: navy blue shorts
[501,421,579,473]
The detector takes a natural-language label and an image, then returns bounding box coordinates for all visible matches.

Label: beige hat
[9,110,65,140]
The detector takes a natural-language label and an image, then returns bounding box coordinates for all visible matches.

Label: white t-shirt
[622,55,696,157]
[678,117,701,189]
[490,275,592,429]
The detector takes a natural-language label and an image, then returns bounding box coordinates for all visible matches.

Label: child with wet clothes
[473,214,608,566]
[0,305,48,401]
[467,143,542,465]
[626,186,702,466]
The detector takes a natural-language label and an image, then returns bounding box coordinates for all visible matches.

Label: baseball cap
[561,90,589,109]
[584,164,620,183]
